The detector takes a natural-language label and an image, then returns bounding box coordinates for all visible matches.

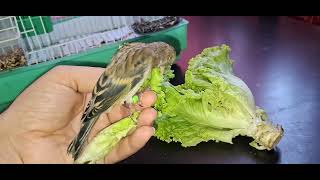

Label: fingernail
[137,93,144,107]
[151,127,156,135]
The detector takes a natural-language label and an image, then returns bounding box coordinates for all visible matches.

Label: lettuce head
[150,44,283,150]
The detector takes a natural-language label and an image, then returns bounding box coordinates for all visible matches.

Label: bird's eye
[135,60,142,66]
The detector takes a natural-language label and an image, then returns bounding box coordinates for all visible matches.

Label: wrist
[0,114,23,164]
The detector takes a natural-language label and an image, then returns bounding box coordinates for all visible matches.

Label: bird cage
[0,16,27,71]
[15,16,167,65]
[0,16,188,112]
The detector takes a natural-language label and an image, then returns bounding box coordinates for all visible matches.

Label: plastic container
[0,19,188,113]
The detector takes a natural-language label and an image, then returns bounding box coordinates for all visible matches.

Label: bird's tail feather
[67,116,99,160]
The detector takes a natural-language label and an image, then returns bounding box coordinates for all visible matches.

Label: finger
[137,108,157,127]
[127,90,157,112]
[106,105,131,124]
[138,90,157,108]
[104,126,155,164]
[46,65,105,93]
[106,90,157,123]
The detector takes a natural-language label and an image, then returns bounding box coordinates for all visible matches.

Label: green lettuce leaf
[75,112,140,164]
[151,44,283,150]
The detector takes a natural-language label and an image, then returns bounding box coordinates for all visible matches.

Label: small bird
[67,42,176,161]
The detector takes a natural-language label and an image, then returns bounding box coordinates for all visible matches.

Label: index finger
[45,65,105,93]
[106,90,157,123]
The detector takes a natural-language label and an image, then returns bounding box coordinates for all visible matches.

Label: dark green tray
[0,19,188,113]
[17,16,53,37]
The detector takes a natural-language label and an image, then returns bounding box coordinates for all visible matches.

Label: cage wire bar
[0,16,29,71]
[11,16,164,65]
[0,16,22,54]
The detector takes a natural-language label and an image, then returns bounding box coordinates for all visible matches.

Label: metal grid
[0,16,23,55]
[12,16,164,65]
[0,16,28,71]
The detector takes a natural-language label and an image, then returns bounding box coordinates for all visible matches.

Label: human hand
[0,66,157,164]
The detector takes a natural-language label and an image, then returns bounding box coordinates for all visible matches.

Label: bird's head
[114,42,176,75]
[149,42,176,68]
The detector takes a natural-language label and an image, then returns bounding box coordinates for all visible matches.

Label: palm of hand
[0,66,156,164]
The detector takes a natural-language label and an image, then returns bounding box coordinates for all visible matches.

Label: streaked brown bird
[67,42,176,161]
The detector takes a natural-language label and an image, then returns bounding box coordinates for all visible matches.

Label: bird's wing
[68,63,152,160]
[82,74,131,122]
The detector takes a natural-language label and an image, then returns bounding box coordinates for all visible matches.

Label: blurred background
[177,16,320,72]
